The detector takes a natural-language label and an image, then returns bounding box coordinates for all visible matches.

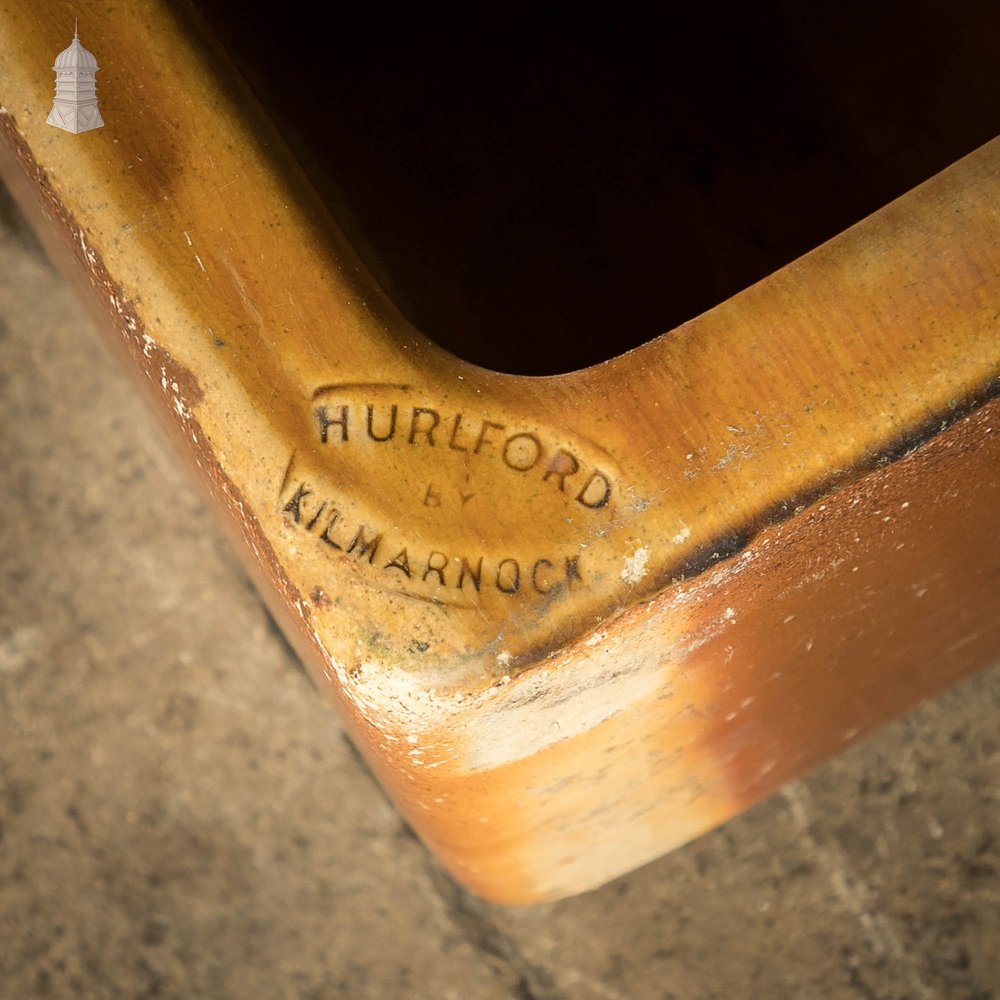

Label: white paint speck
[621,547,649,585]
[671,524,691,545]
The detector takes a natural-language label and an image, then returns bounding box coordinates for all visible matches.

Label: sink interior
[190,2,1000,374]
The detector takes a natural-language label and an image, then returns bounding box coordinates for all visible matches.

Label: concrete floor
[1,188,998,999]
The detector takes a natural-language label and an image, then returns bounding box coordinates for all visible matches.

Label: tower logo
[46,20,104,134]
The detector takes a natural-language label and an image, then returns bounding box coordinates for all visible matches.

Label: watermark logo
[46,19,104,134]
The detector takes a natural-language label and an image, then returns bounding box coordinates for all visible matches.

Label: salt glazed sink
[1,1,998,902]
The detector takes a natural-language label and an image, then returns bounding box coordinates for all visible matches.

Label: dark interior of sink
[190,2,1000,375]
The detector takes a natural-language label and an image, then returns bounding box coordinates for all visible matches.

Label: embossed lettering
[409,407,440,445]
[317,404,349,443]
[457,556,483,592]
[448,413,470,452]
[385,548,412,578]
[319,510,344,549]
[366,403,397,442]
[503,432,542,472]
[532,558,554,594]
[497,558,521,594]
[575,470,611,509]
[423,551,448,585]
[474,420,505,455]
[310,393,617,515]
[283,473,592,603]
[282,483,311,523]
[543,449,579,491]
[305,501,328,531]
[347,526,382,563]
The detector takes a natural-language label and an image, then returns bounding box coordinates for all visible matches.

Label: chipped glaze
[1,2,998,901]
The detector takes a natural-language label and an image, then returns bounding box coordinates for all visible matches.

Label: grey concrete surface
[1,188,998,999]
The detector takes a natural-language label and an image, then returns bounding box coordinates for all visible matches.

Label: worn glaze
[1,1,998,901]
